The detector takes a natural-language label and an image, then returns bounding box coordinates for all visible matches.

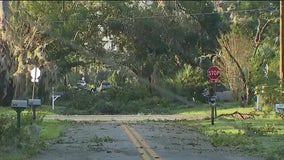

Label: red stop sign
[207,66,220,80]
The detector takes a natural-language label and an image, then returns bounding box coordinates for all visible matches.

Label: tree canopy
[0,1,280,106]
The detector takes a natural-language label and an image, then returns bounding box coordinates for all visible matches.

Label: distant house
[216,91,234,102]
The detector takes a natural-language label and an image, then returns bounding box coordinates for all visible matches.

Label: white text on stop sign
[208,70,220,76]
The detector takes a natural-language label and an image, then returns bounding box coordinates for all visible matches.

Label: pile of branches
[217,111,257,120]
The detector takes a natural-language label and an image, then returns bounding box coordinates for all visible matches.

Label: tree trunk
[150,63,158,86]
[246,84,251,105]
[0,1,13,106]
[0,0,8,32]
[223,45,249,105]
[149,62,158,94]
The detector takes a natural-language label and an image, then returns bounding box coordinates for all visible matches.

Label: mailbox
[11,100,28,129]
[11,100,28,108]
[53,92,63,96]
[275,104,284,113]
[28,99,41,106]
[209,96,217,105]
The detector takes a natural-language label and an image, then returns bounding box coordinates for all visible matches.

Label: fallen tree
[217,111,257,120]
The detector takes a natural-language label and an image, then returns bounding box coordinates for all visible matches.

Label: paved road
[32,115,263,160]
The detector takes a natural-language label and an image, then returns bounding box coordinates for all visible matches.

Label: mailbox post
[11,100,28,128]
[52,87,63,110]
[28,99,41,120]
[209,95,217,125]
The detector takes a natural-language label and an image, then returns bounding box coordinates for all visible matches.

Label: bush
[278,113,284,120]
[164,64,209,102]
[243,123,280,136]
[0,114,46,158]
[58,83,175,115]
[266,147,284,160]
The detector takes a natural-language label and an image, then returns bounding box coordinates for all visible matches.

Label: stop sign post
[207,66,220,125]
[30,67,41,120]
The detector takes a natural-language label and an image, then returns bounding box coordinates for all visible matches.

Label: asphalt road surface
[32,115,263,160]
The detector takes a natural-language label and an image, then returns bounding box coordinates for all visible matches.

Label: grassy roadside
[177,102,256,115]
[0,106,66,160]
[1,101,284,160]
[178,102,284,160]
[40,119,66,140]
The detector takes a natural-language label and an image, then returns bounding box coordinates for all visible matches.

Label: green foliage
[108,70,127,87]
[166,64,208,102]
[250,43,280,108]
[2,0,281,111]
[211,1,279,104]
[0,114,47,159]
[242,123,280,136]
[173,64,207,87]
[250,43,279,85]
[0,114,14,146]
[278,113,284,120]
[224,1,279,36]
[97,1,222,80]
[254,86,282,116]
[209,129,256,148]
[90,135,114,144]
[177,103,284,159]
[40,120,66,140]
[59,83,177,115]
[207,122,283,159]
[265,147,284,160]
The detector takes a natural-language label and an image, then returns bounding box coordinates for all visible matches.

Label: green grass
[40,119,66,139]
[2,102,283,159]
[181,119,284,159]
[178,102,256,115]
[0,153,27,160]
[0,105,65,140]
[0,105,67,160]
[0,120,66,160]
[0,105,57,116]
[0,106,16,115]
[90,135,114,143]
[177,102,284,160]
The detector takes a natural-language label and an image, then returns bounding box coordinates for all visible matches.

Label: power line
[46,7,279,24]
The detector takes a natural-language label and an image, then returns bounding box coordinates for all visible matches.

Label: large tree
[94,1,222,85]
[211,1,279,105]
[214,32,254,104]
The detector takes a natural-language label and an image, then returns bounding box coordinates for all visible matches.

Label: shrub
[0,114,46,158]
[278,113,284,120]
[242,123,280,136]
[59,83,175,115]
[165,64,209,102]
[266,147,284,160]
